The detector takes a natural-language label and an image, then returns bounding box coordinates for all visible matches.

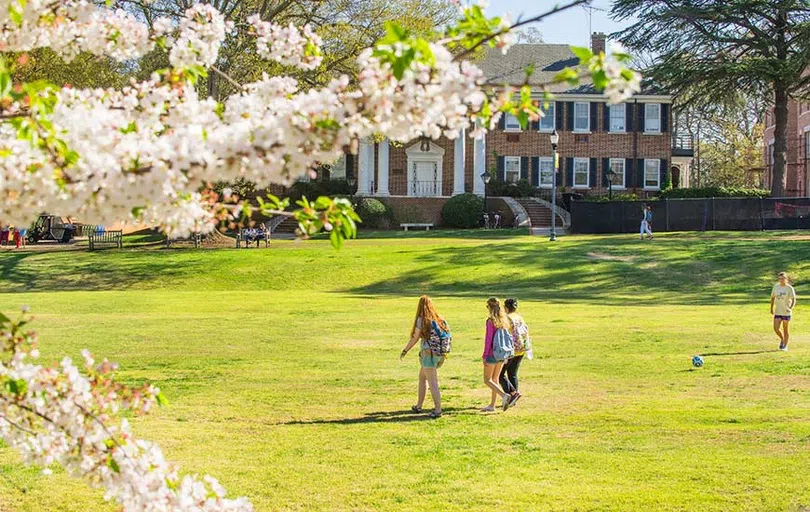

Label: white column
[377,139,390,196]
[357,138,372,196]
[473,131,486,196]
[453,130,466,195]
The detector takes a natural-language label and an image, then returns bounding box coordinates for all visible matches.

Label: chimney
[591,32,606,55]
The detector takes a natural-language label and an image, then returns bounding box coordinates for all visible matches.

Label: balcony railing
[672,134,695,156]
[409,180,443,197]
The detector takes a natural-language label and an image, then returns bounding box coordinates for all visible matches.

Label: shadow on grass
[280,407,480,425]
[0,249,205,293]
[344,235,810,305]
[354,228,530,240]
[700,350,779,357]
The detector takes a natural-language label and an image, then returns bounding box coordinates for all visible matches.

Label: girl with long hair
[400,295,446,418]
[481,297,512,412]
[500,298,530,406]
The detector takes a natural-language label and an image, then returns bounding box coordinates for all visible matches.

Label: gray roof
[478,44,665,96]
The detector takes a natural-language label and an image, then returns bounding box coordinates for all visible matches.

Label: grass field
[1,231,810,511]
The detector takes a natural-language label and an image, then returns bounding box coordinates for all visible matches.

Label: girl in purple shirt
[481,297,511,412]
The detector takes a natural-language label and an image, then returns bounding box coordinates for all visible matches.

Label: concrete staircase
[272,216,299,234]
[515,198,567,236]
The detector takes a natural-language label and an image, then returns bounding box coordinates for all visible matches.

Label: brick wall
[487,102,672,196]
[381,197,448,225]
[764,98,809,196]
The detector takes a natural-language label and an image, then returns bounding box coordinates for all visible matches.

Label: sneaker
[502,393,511,411]
[509,392,522,407]
[480,406,495,412]
[780,346,788,352]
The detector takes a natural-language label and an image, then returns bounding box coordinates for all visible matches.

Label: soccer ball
[692,355,704,368]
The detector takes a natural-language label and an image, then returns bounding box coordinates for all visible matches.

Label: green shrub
[583,193,643,202]
[487,179,536,198]
[442,193,484,228]
[659,187,769,199]
[288,179,352,203]
[355,198,392,229]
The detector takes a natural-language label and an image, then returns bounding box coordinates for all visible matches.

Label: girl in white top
[771,272,797,351]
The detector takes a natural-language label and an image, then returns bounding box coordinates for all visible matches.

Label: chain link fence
[571,197,810,234]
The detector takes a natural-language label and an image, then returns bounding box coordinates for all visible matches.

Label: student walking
[771,272,797,351]
[640,205,654,239]
[499,298,531,406]
[400,295,450,418]
[481,297,515,412]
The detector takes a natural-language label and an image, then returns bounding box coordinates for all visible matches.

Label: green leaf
[108,456,120,473]
[156,392,169,407]
[553,68,580,85]
[570,46,593,63]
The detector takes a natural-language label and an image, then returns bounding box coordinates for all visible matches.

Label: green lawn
[1,231,810,511]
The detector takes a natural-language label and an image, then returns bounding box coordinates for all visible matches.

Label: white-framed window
[330,154,347,179]
[504,113,521,131]
[504,156,521,183]
[609,158,625,189]
[539,103,555,131]
[539,157,554,187]
[574,102,590,132]
[805,131,810,159]
[645,103,661,133]
[573,158,590,188]
[644,159,660,189]
[610,104,626,132]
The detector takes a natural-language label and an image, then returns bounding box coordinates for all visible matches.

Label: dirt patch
[587,252,636,263]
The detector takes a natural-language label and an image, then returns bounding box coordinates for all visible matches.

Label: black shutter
[660,159,669,188]
[565,157,574,187]
[498,114,506,130]
[531,157,539,186]
[638,104,645,133]
[637,159,645,188]
[345,153,355,181]
[555,101,564,131]
[589,158,597,188]
[661,104,670,133]
[566,102,574,131]
[625,158,633,189]
[603,104,610,132]
[602,158,610,187]
[590,102,598,132]
[497,156,505,181]
[520,156,529,181]
[626,104,634,132]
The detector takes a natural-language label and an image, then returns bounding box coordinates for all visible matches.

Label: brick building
[325,34,694,226]
[763,100,810,196]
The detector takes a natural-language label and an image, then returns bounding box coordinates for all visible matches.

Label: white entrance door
[411,160,441,197]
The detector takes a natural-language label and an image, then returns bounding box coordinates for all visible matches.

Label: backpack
[511,316,531,354]
[426,320,452,356]
[492,327,514,361]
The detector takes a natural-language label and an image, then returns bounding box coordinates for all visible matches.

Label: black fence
[570,197,810,234]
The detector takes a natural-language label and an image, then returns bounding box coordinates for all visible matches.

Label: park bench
[400,223,433,231]
[236,226,270,248]
[88,230,123,250]
[166,233,202,248]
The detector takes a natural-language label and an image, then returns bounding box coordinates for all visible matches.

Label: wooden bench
[88,230,123,250]
[166,234,202,248]
[400,223,433,231]
[236,228,270,248]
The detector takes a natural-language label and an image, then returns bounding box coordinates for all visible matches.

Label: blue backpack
[492,327,514,360]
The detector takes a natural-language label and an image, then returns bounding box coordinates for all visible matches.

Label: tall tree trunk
[772,82,789,197]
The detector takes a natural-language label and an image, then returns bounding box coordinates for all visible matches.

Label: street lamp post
[481,171,491,216]
[606,169,617,200]
[549,130,559,242]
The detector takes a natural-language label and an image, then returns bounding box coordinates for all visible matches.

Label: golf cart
[27,214,76,244]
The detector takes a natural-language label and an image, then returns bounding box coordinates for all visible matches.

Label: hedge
[355,197,393,229]
[659,187,770,199]
[441,193,484,228]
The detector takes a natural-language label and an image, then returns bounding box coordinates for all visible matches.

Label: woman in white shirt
[771,272,797,351]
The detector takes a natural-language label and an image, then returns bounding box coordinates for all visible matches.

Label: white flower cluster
[0,324,253,512]
[248,15,323,70]
[604,42,642,105]
[0,0,153,62]
[169,4,233,69]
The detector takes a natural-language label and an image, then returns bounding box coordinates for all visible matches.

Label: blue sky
[485,0,632,47]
